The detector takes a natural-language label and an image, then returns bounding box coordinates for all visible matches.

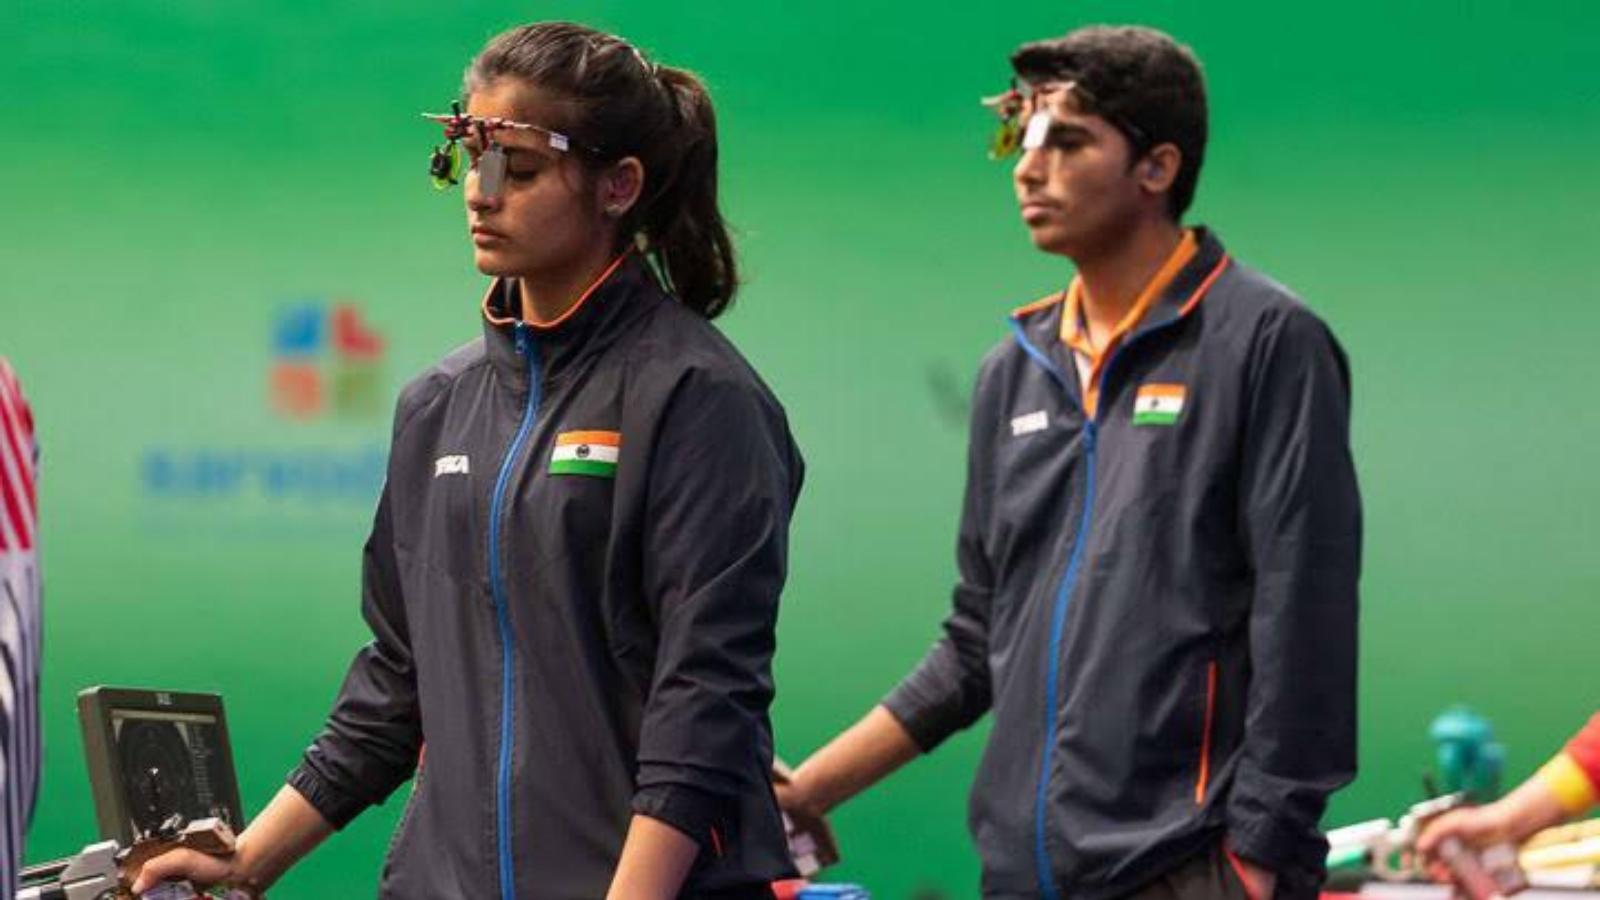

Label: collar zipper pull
[513,321,530,359]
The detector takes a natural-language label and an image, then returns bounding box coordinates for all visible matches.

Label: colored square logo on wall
[270,361,323,419]
[270,300,386,421]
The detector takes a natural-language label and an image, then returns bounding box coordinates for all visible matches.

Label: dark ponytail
[465,23,739,318]
[642,67,736,319]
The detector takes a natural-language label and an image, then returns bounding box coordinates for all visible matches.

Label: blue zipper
[1010,276,1214,896]
[1007,317,1091,900]
[488,321,541,900]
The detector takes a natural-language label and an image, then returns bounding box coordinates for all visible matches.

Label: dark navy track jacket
[885,229,1361,900]
[288,257,802,899]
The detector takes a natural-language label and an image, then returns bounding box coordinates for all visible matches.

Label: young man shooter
[779,25,1361,900]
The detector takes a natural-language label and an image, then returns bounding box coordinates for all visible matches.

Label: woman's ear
[599,157,645,218]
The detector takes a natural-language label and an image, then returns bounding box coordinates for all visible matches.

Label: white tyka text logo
[434,455,470,477]
[1010,410,1049,436]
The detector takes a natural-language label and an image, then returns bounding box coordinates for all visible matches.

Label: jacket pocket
[1222,843,1267,900]
[1193,659,1219,805]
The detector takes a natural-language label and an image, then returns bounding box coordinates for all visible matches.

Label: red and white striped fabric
[0,360,37,553]
[0,357,41,900]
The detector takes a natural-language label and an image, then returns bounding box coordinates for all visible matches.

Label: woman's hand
[605,815,699,900]
[128,785,335,897]
[128,846,248,896]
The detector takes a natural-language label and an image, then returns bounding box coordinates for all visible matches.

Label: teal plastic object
[1430,706,1505,802]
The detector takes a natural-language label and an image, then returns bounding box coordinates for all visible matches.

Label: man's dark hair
[1012,25,1207,219]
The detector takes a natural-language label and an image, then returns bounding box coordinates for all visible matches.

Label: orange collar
[1061,228,1199,357]
[1059,229,1198,418]
[481,251,633,330]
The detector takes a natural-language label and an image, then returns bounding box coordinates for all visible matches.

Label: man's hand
[771,764,840,871]
[770,705,922,875]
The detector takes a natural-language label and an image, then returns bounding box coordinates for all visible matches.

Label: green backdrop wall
[4,1,1598,896]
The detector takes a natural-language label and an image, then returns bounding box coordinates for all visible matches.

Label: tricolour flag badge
[550,430,621,477]
[1132,384,1186,426]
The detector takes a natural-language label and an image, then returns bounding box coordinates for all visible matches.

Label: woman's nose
[465,170,501,212]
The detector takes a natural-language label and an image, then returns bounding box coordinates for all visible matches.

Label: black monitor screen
[109,708,235,836]
[78,687,244,845]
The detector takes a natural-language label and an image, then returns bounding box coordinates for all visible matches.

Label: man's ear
[598,157,645,218]
[1139,143,1183,195]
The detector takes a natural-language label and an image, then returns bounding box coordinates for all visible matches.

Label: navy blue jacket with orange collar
[884,228,1361,900]
[288,256,802,899]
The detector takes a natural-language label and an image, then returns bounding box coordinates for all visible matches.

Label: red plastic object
[772,879,809,900]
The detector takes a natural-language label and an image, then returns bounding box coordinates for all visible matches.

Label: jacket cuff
[632,783,726,853]
[287,761,369,830]
[880,684,957,753]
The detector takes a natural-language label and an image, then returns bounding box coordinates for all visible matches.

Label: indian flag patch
[1132,384,1186,426]
[550,430,620,477]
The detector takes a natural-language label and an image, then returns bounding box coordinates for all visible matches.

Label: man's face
[463,79,603,278]
[1011,89,1147,259]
